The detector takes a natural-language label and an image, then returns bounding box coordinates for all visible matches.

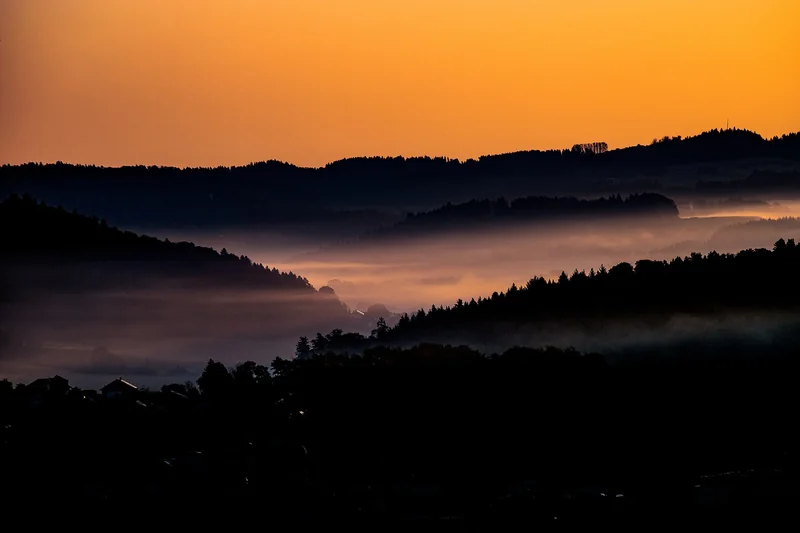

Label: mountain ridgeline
[1,129,798,230]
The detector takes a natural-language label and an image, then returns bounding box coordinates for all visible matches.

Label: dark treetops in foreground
[2,340,799,526]
[2,129,798,228]
[305,238,800,354]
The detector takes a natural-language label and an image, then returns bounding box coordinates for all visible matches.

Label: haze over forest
[2,129,800,387]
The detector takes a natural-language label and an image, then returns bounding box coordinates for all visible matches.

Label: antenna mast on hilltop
[726,118,729,130]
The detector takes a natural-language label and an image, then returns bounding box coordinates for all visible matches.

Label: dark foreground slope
[1,342,798,528]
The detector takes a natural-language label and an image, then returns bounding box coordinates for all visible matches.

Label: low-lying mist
[434,311,800,364]
[7,194,800,389]
[165,212,800,314]
[0,286,351,388]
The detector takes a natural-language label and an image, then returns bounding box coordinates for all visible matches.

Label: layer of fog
[0,287,353,389]
[672,193,800,219]
[7,197,800,389]
[167,211,800,315]
[407,311,800,364]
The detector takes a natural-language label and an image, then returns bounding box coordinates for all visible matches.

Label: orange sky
[1,0,798,168]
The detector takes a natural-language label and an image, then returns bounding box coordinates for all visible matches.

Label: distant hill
[1,129,797,231]
[0,194,325,297]
[0,195,356,337]
[347,193,679,243]
[646,217,800,258]
[707,217,800,252]
[696,169,800,194]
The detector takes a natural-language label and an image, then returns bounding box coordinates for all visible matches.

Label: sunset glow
[1,0,798,167]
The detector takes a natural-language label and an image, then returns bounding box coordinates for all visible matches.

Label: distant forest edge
[696,169,800,193]
[299,239,800,357]
[348,193,678,243]
[1,129,798,228]
[0,194,327,296]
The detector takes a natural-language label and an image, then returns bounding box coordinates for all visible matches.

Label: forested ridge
[304,238,800,354]
[0,194,316,293]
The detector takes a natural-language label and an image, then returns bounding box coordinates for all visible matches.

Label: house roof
[101,377,138,391]
[168,390,189,400]
[28,375,69,389]
[28,378,52,388]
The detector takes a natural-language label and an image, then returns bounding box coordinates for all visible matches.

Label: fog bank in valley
[5,190,800,388]
[0,287,352,389]
[174,211,800,315]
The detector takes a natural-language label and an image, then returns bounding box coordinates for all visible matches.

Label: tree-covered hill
[0,194,319,295]
[304,239,800,354]
[350,193,678,243]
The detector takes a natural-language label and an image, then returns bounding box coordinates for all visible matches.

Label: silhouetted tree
[311,333,328,354]
[197,359,233,398]
[371,317,389,340]
[271,356,291,377]
[295,336,311,359]
[0,378,12,400]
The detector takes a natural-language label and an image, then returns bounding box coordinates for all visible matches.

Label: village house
[28,375,70,395]
[26,375,70,406]
[100,377,139,400]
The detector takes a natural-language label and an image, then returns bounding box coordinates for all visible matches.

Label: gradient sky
[1,0,798,168]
